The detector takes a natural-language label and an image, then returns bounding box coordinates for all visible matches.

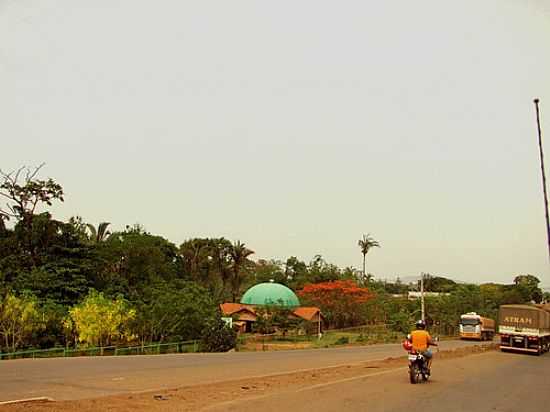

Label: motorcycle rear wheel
[409,365,421,384]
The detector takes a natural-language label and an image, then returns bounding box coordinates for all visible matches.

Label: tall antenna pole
[534,98,550,262]
[420,273,425,322]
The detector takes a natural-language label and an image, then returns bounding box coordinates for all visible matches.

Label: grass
[311,331,403,348]
[237,329,407,351]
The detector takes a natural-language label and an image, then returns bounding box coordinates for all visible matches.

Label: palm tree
[179,238,211,282]
[357,234,380,283]
[86,222,111,243]
[229,240,255,302]
[209,237,233,300]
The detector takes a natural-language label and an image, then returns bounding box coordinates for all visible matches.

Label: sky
[1,0,550,285]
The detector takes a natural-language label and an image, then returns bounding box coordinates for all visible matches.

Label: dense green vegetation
[363,276,546,335]
[0,166,545,352]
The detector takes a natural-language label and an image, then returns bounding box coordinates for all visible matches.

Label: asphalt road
[0,339,488,402]
[209,350,550,412]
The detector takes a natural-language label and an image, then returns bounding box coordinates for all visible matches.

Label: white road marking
[0,397,55,405]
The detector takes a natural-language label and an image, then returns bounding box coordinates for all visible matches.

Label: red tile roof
[220,303,256,316]
[292,307,323,321]
[220,303,323,322]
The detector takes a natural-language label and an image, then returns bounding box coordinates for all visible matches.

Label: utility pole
[420,273,425,322]
[534,98,550,262]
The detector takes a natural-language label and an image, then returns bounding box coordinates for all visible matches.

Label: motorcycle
[407,350,430,384]
[402,338,431,384]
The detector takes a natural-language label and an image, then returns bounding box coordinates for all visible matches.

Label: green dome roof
[241,282,300,307]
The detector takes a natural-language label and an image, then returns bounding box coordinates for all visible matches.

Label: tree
[208,238,233,301]
[480,283,505,314]
[370,277,410,295]
[0,165,63,258]
[66,216,91,243]
[229,241,254,302]
[86,222,112,243]
[178,237,238,301]
[252,259,287,286]
[307,255,342,284]
[199,317,237,352]
[66,289,135,347]
[357,234,380,283]
[132,280,216,344]
[179,238,214,285]
[35,301,68,349]
[0,292,44,352]
[513,274,543,303]
[420,275,457,293]
[298,280,372,328]
[285,256,308,289]
[253,304,300,335]
[341,266,359,281]
[2,214,95,306]
[95,229,181,299]
[423,284,487,336]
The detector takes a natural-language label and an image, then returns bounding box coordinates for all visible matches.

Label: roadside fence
[0,340,200,361]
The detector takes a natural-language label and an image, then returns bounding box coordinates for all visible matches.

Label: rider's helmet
[415,319,426,330]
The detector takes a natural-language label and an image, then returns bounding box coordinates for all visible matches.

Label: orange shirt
[410,330,431,351]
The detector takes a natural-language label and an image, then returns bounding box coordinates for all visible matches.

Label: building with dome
[220,281,325,333]
[241,282,301,307]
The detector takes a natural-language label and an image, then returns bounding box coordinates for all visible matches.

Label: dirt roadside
[208,346,549,412]
[0,344,496,412]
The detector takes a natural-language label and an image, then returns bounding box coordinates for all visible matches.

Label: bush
[199,318,237,352]
[335,336,350,345]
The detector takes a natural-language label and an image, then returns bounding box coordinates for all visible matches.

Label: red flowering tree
[298,280,372,328]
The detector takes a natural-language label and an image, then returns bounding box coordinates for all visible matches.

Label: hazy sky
[1,0,549,285]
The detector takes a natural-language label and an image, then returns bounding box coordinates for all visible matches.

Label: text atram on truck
[499,304,550,355]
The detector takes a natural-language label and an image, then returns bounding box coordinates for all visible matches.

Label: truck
[498,304,550,355]
[459,312,495,340]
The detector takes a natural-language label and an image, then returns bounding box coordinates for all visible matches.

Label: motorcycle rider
[408,319,438,371]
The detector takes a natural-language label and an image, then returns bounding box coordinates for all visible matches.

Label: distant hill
[376,275,419,284]
[378,276,550,291]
